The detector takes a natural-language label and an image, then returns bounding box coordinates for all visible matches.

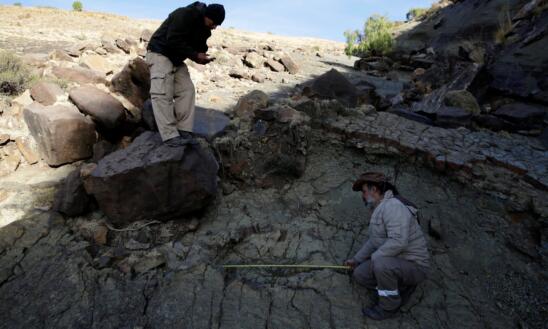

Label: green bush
[72,1,83,12]
[343,30,360,57]
[406,7,428,21]
[0,51,34,96]
[344,15,394,57]
[13,2,22,6]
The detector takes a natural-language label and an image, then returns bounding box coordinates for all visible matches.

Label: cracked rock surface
[1,131,546,328]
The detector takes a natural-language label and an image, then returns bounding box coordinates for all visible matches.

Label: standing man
[345,172,430,321]
[146,2,225,147]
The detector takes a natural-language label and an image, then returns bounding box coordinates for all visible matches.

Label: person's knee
[371,257,396,275]
[352,262,374,287]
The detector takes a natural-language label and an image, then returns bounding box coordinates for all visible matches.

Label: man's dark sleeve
[166,10,199,63]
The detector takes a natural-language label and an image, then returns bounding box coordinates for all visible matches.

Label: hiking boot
[177,130,196,139]
[366,288,379,307]
[164,135,196,147]
[400,285,417,307]
[362,305,398,321]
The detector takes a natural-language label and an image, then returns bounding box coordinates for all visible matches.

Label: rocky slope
[0,3,547,329]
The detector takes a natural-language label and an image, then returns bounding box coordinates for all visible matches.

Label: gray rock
[143,100,229,140]
[83,131,218,225]
[23,103,96,166]
[69,85,126,130]
[30,81,64,106]
[192,106,231,140]
[133,250,165,273]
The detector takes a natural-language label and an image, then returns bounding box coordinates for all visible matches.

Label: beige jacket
[353,190,430,270]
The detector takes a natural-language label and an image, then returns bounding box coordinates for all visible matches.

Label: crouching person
[345,172,430,321]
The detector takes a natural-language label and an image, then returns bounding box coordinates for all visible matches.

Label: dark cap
[205,4,225,25]
[352,172,391,191]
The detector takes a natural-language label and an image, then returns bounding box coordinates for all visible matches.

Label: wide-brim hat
[352,172,391,191]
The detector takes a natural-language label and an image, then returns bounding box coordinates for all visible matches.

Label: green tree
[72,1,83,12]
[343,29,360,57]
[344,15,394,57]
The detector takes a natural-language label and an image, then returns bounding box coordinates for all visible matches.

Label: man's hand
[344,259,358,269]
[195,53,215,65]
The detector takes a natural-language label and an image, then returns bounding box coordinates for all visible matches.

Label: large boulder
[302,69,358,107]
[30,81,64,106]
[51,66,107,85]
[110,57,150,109]
[23,103,96,166]
[83,131,219,225]
[69,85,127,130]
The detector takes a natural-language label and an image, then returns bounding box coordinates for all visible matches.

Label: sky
[1,0,438,41]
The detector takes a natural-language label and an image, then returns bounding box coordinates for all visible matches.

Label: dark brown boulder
[110,57,151,109]
[83,131,219,225]
[302,69,358,107]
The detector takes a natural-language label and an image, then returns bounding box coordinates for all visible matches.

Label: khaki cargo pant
[353,256,427,311]
[146,52,196,141]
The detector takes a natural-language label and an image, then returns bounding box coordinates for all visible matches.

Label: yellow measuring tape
[223,264,351,270]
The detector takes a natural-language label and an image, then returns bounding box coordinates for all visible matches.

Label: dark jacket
[147,2,211,66]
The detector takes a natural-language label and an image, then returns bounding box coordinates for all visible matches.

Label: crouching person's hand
[344,259,358,270]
